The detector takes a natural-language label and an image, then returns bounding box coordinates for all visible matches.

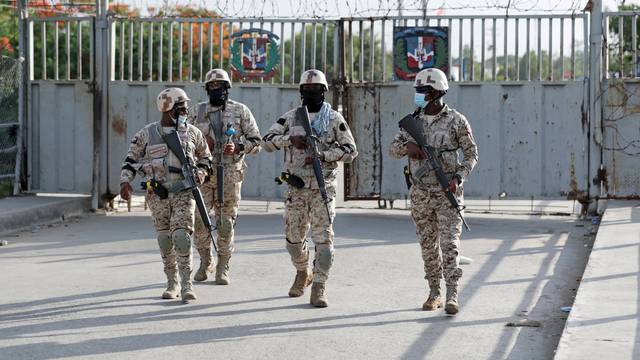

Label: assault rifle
[297,106,332,224]
[162,130,218,251]
[398,113,470,231]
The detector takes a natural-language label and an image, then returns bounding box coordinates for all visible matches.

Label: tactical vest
[408,112,459,189]
[195,102,241,168]
[141,122,191,188]
[286,109,339,180]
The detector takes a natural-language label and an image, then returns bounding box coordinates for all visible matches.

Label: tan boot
[422,286,443,311]
[194,249,214,282]
[310,282,328,308]
[180,267,197,303]
[161,271,181,299]
[288,268,312,297]
[445,285,459,315]
[215,254,231,285]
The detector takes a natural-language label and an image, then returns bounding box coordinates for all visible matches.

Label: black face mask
[301,90,325,112]
[208,88,228,107]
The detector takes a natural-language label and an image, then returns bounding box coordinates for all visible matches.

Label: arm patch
[277,118,286,125]
[339,123,347,131]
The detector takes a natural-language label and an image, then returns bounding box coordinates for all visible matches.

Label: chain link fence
[0,56,21,197]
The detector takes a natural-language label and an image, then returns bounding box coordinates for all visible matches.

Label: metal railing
[28,17,94,81]
[26,14,590,84]
[603,11,640,79]
[109,17,340,85]
[341,14,589,83]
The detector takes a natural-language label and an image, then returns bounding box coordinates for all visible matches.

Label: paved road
[0,204,594,359]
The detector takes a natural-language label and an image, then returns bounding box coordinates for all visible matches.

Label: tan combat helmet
[299,69,329,90]
[414,68,449,91]
[204,68,232,88]
[156,88,190,113]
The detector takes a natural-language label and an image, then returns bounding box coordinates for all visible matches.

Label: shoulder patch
[130,136,138,144]
[339,123,347,131]
[277,118,286,125]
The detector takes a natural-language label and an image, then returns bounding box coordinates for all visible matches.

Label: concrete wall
[346,81,590,200]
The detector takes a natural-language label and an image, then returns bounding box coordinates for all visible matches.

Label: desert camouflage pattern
[389,105,477,190]
[190,99,261,257]
[204,68,232,87]
[261,107,357,189]
[156,88,190,113]
[193,168,243,256]
[120,121,211,186]
[410,186,464,287]
[262,105,357,284]
[284,186,336,283]
[389,105,477,289]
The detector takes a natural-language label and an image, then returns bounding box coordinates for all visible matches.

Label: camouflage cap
[204,68,232,88]
[156,88,190,113]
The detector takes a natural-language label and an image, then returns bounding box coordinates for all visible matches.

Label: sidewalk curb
[0,196,92,235]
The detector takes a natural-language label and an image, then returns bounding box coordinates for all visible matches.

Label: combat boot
[161,271,181,299]
[194,249,214,282]
[310,282,328,308]
[288,268,312,297]
[215,254,231,285]
[445,285,459,315]
[422,286,443,311]
[179,267,197,303]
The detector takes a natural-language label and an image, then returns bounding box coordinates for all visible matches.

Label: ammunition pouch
[141,178,169,199]
[275,171,305,189]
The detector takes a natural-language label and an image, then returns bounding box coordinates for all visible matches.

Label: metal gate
[104,17,342,201]
[25,16,95,194]
[340,14,593,200]
[19,8,640,205]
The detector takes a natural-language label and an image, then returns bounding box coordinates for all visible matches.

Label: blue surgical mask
[178,114,188,125]
[414,93,427,108]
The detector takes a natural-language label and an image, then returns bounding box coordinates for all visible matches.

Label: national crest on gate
[230,29,280,80]
[393,27,449,81]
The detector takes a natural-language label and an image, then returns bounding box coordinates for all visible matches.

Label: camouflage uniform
[389,105,477,290]
[121,118,211,300]
[262,106,358,284]
[189,100,261,269]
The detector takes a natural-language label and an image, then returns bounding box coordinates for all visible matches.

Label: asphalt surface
[0,202,595,360]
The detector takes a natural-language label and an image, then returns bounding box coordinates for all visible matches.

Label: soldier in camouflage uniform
[262,69,358,307]
[120,88,212,303]
[189,68,262,285]
[389,68,478,315]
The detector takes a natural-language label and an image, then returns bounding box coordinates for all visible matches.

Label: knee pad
[218,216,235,238]
[286,238,308,256]
[172,229,192,254]
[157,231,173,253]
[316,244,334,271]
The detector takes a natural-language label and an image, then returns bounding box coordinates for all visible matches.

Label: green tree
[607,4,640,77]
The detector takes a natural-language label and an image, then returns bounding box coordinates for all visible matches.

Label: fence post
[589,0,604,208]
[93,0,110,210]
[15,0,28,195]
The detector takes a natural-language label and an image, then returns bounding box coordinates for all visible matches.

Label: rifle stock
[398,114,470,231]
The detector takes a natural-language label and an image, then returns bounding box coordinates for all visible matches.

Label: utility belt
[141,166,189,199]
